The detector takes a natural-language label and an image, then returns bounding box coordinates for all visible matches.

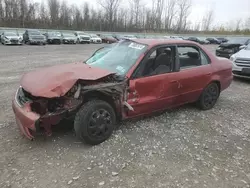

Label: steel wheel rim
[203,85,218,108]
[87,109,112,138]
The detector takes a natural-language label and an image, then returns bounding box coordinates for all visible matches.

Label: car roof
[130,39,198,47]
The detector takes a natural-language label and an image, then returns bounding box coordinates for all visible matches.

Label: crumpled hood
[21,62,114,98]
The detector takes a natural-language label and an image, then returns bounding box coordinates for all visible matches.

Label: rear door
[176,45,213,104]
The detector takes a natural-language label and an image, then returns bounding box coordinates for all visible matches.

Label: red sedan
[12,39,233,145]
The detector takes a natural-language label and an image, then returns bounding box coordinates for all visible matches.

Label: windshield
[5,32,17,36]
[63,33,75,37]
[29,31,41,35]
[227,38,248,44]
[86,41,148,75]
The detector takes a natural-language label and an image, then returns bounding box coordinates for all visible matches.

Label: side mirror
[239,45,246,50]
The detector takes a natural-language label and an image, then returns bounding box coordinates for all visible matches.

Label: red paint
[21,62,114,98]
[124,39,233,118]
[12,100,40,139]
[13,39,233,139]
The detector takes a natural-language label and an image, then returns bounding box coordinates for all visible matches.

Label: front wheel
[74,100,116,145]
[197,83,220,110]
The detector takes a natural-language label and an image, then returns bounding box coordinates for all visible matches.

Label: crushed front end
[12,86,82,139]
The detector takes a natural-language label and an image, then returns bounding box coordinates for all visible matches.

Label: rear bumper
[12,99,40,140]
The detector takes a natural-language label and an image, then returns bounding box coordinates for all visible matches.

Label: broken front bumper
[12,99,40,140]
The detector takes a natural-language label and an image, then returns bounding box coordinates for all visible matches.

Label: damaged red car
[12,39,233,145]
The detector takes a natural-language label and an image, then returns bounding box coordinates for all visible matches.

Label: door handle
[206,73,212,76]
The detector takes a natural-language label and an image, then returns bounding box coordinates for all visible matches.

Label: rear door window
[177,46,210,69]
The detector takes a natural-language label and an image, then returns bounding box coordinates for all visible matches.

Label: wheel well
[83,91,119,118]
[211,80,221,92]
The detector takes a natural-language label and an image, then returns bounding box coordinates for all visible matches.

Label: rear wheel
[74,100,116,145]
[197,83,220,110]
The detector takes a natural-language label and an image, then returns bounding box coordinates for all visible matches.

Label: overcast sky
[35,0,250,26]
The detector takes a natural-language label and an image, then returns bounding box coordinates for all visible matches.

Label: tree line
[0,0,249,34]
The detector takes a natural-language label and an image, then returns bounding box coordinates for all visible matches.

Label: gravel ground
[0,44,250,188]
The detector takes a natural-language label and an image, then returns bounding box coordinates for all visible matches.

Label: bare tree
[47,0,60,27]
[155,0,164,30]
[176,0,192,33]
[202,9,214,31]
[129,0,143,29]
[245,17,250,29]
[164,0,176,31]
[0,0,4,24]
[83,2,90,29]
[59,1,71,29]
[19,0,28,27]
[235,19,241,31]
[98,0,120,31]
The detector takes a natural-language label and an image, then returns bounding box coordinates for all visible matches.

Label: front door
[125,45,182,118]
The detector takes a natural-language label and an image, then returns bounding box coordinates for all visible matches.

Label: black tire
[74,100,116,145]
[197,82,220,110]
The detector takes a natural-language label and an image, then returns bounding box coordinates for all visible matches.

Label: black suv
[206,38,221,44]
[216,38,250,58]
[23,29,46,45]
[187,37,205,44]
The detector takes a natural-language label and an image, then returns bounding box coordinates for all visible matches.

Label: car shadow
[33,103,199,145]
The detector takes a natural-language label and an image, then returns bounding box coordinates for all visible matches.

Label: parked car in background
[170,36,184,40]
[197,37,210,44]
[61,33,77,44]
[112,34,123,41]
[187,37,205,44]
[89,34,102,44]
[216,38,250,58]
[98,34,117,43]
[17,30,24,43]
[23,29,46,45]
[74,31,91,44]
[230,43,250,79]
[12,39,233,145]
[44,32,62,44]
[206,37,220,44]
[1,31,23,45]
[122,35,137,40]
[217,37,228,43]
